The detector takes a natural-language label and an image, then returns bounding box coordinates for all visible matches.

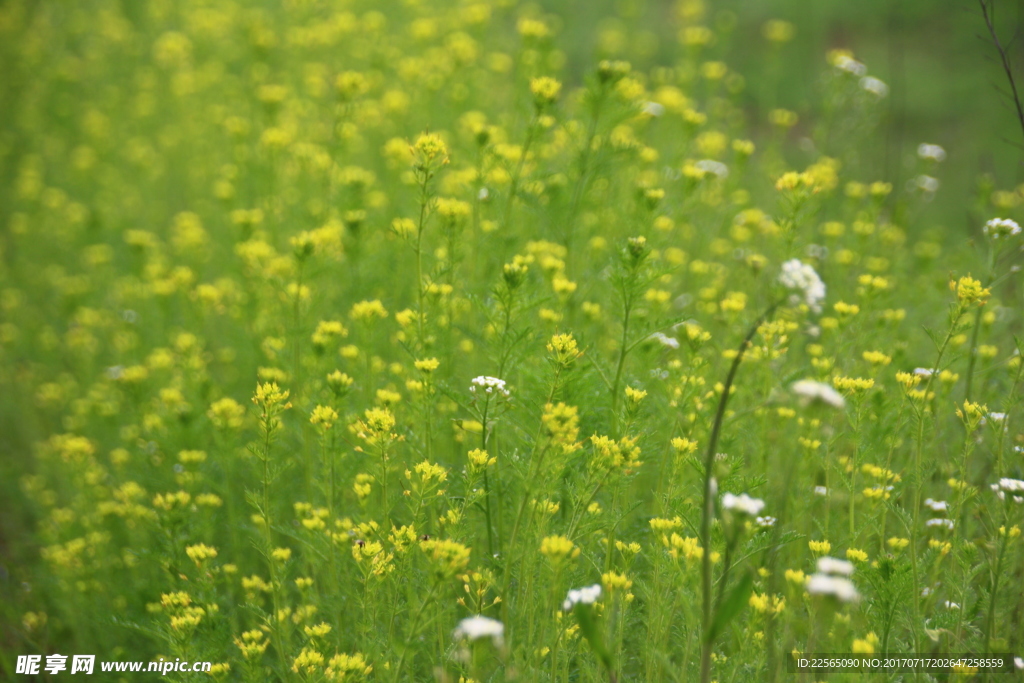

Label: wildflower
[808,540,831,555]
[349,299,388,321]
[530,76,562,108]
[453,615,504,645]
[467,448,496,470]
[562,584,602,611]
[926,518,954,530]
[845,548,868,563]
[310,405,339,430]
[983,217,1021,239]
[469,376,510,397]
[540,535,579,564]
[325,653,372,680]
[806,574,860,602]
[695,159,728,178]
[924,498,948,513]
[917,143,946,162]
[859,76,888,97]
[950,276,990,307]
[831,52,867,76]
[816,557,854,576]
[547,333,583,367]
[601,571,633,593]
[411,133,449,175]
[756,516,776,528]
[791,379,846,409]
[779,259,826,313]
[721,492,765,516]
[541,403,582,454]
[814,486,828,496]
[414,358,440,373]
[887,537,910,551]
[832,376,875,393]
[749,592,786,614]
[648,331,680,349]
[185,544,218,565]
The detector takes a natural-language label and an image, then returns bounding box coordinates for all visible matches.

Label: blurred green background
[542,0,1024,236]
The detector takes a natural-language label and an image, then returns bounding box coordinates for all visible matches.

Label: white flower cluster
[860,76,888,98]
[721,492,766,516]
[695,159,729,178]
[924,498,948,513]
[756,516,776,528]
[925,518,954,530]
[991,478,1024,503]
[791,379,846,409]
[983,217,1022,239]
[563,584,602,611]
[469,376,510,397]
[917,143,947,162]
[816,556,854,576]
[835,55,867,76]
[779,259,826,313]
[648,331,680,349]
[453,616,504,645]
[807,556,860,603]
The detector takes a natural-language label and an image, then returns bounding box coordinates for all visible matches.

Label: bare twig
[979,0,1024,145]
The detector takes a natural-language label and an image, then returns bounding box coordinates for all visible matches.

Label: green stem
[699,303,778,683]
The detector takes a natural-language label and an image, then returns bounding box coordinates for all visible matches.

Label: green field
[2,0,1024,681]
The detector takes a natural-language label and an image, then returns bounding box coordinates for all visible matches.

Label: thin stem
[699,303,778,683]
[979,0,1024,145]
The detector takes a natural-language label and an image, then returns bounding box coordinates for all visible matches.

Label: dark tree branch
[979,0,1024,146]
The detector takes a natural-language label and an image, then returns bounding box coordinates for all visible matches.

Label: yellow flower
[530,76,562,107]
[414,357,440,373]
[540,535,579,566]
[950,275,990,307]
[310,405,339,430]
[547,333,583,367]
[808,540,831,555]
[846,548,868,563]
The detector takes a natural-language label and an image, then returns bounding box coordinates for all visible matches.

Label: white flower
[806,574,860,602]
[926,518,954,530]
[756,516,776,528]
[914,175,939,193]
[791,379,846,409]
[913,367,935,377]
[860,76,888,97]
[917,143,946,162]
[563,584,602,611]
[835,56,867,76]
[779,259,826,313]
[984,217,1022,239]
[721,492,765,516]
[924,498,948,513]
[999,478,1024,493]
[695,159,729,178]
[814,486,829,497]
[944,601,960,610]
[642,101,666,117]
[469,376,510,397]
[453,616,504,645]
[477,187,489,201]
[816,556,854,576]
[648,331,680,349]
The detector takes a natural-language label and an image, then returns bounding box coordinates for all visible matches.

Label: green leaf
[707,570,754,644]
[575,604,614,670]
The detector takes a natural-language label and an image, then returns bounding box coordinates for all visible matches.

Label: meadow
[1,0,1024,681]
